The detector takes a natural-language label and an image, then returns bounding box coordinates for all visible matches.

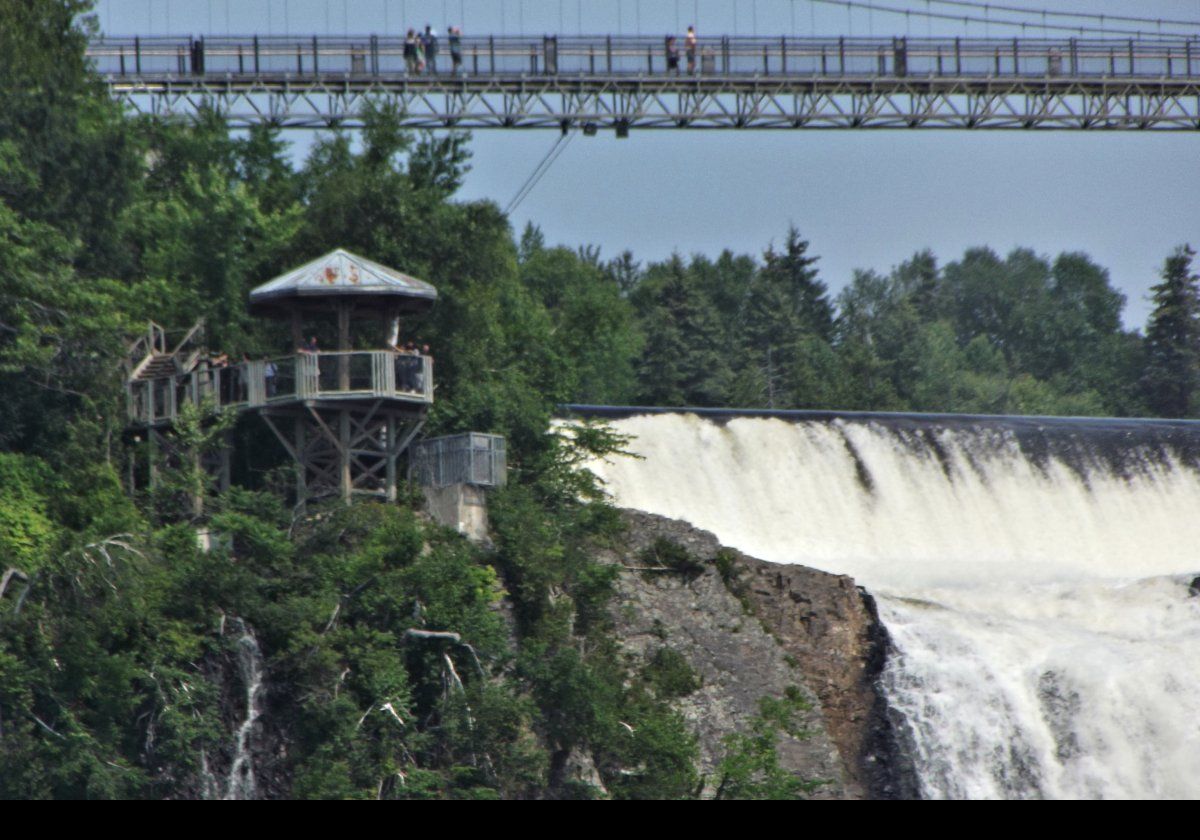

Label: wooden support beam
[306,405,343,451]
[337,302,351,352]
[148,428,160,490]
[348,399,383,444]
[386,413,397,501]
[337,302,351,391]
[290,308,303,352]
[295,415,307,502]
[260,412,302,462]
[391,417,425,458]
[339,409,351,503]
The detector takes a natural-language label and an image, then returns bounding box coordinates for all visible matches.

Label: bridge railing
[90,34,1200,81]
[126,350,433,425]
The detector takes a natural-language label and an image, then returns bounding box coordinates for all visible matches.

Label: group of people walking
[404,25,464,75]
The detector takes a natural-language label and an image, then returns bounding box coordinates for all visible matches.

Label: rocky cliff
[602,509,916,798]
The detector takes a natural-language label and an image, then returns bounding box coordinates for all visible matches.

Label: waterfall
[200,618,266,800]
[224,619,265,800]
[575,408,1200,799]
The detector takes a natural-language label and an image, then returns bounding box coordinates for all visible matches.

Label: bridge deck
[92,34,1200,130]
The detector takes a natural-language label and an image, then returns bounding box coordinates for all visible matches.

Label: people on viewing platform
[394,341,427,394]
[132,339,433,422]
[239,353,252,402]
[264,357,278,397]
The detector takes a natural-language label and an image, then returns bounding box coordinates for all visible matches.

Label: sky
[93,0,1200,330]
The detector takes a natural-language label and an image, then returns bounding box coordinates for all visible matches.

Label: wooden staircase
[126,320,205,382]
[136,355,179,380]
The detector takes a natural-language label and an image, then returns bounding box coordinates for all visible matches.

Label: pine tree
[635,256,729,406]
[753,227,834,340]
[891,249,940,320]
[737,228,834,407]
[1142,246,1200,418]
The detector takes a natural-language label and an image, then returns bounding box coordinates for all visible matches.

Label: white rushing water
[224,620,265,800]
[201,619,266,800]
[583,411,1200,799]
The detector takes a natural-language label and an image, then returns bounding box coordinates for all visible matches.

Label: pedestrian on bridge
[404,29,418,74]
[424,26,439,74]
[449,27,463,74]
[685,26,697,74]
[665,35,680,75]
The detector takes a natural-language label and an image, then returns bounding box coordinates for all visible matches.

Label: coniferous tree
[1142,246,1200,418]
[635,256,729,406]
[604,250,642,297]
[751,228,834,341]
[892,249,941,319]
[738,228,835,407]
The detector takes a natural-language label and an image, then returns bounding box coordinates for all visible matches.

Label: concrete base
[422,483,490,543]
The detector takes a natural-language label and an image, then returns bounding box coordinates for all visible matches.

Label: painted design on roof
[249,248,437,302]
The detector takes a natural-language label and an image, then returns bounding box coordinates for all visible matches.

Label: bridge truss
[93,34,1200,130]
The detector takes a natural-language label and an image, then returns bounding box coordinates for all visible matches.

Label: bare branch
[404,628,462,644]
[321,601,341,635]
[31,714,65,739]
[0,568,28,600]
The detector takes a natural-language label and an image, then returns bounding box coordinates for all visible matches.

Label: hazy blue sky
[94,0,1200,329]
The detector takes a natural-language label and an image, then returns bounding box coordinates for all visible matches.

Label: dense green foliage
[626,242,1149,417]
[714,688,825,800]
[0,0,1196,800]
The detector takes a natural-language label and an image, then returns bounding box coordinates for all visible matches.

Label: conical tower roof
[249,249,437,314]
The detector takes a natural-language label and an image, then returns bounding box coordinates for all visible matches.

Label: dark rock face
[736,559,918,799]
[176,622,290,800]
[605,509,916,799]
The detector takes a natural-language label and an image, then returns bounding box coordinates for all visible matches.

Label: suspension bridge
[90,33,1200,130]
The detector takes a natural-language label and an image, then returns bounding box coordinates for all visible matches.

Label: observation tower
[125,249,436,503]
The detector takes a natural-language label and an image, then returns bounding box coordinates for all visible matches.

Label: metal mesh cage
[409,433,507,489]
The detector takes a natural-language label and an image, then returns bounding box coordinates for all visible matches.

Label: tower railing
[126,350,432,425]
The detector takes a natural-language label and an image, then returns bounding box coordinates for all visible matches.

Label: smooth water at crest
[581,411,1200,798]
